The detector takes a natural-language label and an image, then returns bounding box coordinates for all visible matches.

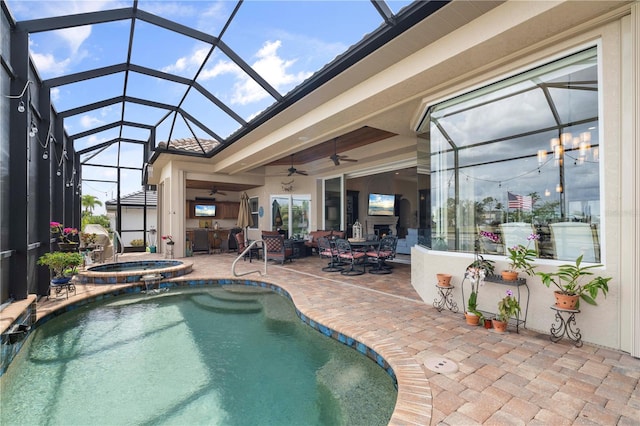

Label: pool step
[204,287,260,304]
[190,294,262,314]
[222,284,273,295]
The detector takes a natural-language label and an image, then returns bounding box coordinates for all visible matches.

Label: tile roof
[105,190,157,208]
[157,138,220,154]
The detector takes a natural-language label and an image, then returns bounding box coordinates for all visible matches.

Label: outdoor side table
[550,306,582,347]
[434,283,458,313]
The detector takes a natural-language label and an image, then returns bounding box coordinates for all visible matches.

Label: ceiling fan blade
[341,157,358,162]
[297,170,308,176]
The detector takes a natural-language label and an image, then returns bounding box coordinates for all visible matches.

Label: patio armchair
[262,234,294,264]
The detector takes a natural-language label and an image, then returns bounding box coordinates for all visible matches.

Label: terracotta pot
[492,319,508,332]
[501,270,518,281]
[437,273,452,287]
[465,312,480,326]
[554,291,579,310]
[483,319,493,329]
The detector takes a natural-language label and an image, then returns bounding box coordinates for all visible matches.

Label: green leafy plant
[536,254,611,306]
[505,233,539,276]
[38,251,83,278]
[496,290,521,322]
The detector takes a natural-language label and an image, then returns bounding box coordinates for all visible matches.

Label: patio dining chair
[335,238,366,276]
[317,236,343,272]
[365,235,396,274]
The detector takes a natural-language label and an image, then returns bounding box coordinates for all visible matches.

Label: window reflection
[419,47,600,262]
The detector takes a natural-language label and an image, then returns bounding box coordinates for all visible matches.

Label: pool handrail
[112,230,125,262]
[232,239,267,277]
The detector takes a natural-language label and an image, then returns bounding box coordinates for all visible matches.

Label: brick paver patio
[28,252,640,425]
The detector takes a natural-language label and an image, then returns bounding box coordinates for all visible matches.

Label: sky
[6,0,413,214]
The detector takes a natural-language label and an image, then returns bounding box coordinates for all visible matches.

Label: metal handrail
[232,239,267,277]
[112,231,125,262]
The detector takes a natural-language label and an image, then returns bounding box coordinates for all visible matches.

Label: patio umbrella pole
[237,192,253,246]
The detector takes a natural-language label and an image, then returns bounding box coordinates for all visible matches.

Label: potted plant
[493,290,521,332]
[38,251,83,283]
[80,232,98,249]
[481,230,538,280]
[50,221,79,251]
[536,254,611,309]
[464,254,494,326]
[503,233,539,280]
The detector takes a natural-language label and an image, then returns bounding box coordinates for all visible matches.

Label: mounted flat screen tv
[194,204,216,217]
[367,193,395,216]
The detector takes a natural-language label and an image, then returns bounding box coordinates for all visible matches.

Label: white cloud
[31,52,73,76]
[232,40,312,105]
[197,40,313,106]
[80,115,104,129]
[162,46,210,75]
[50,87,61,102]
[56,26,92,56]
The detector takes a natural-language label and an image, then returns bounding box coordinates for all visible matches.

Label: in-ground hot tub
[78,260,192,284]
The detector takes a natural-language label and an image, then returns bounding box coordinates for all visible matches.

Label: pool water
[0,286,396,425]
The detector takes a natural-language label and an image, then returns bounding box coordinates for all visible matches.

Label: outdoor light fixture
[29,121,38,137]
[5,80,32,113]
[537,149,547,165]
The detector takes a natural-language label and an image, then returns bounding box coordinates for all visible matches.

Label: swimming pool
[79,260,192,284]
[0,286,397,425]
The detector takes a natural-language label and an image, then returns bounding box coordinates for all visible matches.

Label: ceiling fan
[209,186,227,196]
[329,138,358,166]
[287,154,308,176]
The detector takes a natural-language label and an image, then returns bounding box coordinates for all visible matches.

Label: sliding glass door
[270,194,311,239]
[323,176,343,231]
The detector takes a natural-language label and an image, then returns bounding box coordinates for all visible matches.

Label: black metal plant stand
[434,283,458,313]
[550,306,582,347]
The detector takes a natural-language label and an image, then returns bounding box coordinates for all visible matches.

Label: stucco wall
[410,4,637,353]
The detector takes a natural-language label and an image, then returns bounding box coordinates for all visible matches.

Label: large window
[418,47,601,262]
[249,197,259,229]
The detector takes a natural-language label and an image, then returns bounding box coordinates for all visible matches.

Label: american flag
[508,192,533,210]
